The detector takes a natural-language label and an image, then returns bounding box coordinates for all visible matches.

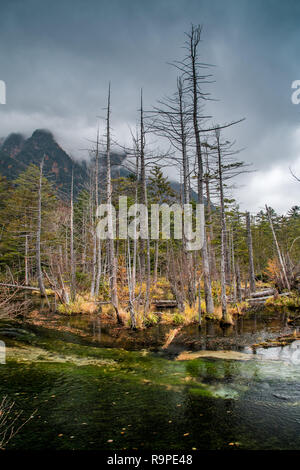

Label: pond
[0,311,300,450]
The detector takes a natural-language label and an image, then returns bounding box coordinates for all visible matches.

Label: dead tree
[216,129,227,319]
[70,166,76,301]
[127,236,137,329]
[95,126,102,297]
[90,169,97,297]
[132,141,139,295]
[235,259,242,302]
[140,91,151,314]
[149,77,195,306]
[36,157,46,296]
[203,143,217,280]
[25,234,29,286]
[265,205,290,291]
[246,212,256,293]
[183,25,214,314]
[106,84,122,323]
[230,227,237,303]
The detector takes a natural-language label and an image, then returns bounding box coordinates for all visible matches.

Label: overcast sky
[0,0,299,214]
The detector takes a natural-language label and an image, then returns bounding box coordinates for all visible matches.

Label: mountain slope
[0,128,203,204]
[0,129,88,197]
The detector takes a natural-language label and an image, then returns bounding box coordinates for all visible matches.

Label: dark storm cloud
[0,0,299,211]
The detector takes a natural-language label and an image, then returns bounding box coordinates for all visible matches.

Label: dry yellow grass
[58,295,99,315]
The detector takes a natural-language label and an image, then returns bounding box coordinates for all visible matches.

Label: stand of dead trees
[0,25,299,327]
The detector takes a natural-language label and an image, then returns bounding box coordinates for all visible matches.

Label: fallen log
[250,288,277,298]
[162,326,183,349]
[246,292,291,304]
[252,331,300,349]
[0,283,40,291]
[288,315,300,324]
[246,296,273,304]
[152,300,178,308]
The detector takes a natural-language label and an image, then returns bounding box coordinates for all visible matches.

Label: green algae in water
[189,386,239,400]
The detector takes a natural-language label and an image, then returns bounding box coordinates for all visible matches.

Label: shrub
[172,313,185,325]
[144,312,160,327]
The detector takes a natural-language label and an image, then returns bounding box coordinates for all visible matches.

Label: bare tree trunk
[216,131,227,319]
[246,212,256,293]
[178,77,194,307]
[196,151,214,314]
[178,78,189,209]
[220,229,227,318]
[70,167,76,301]
[90,185,97,297]
[58,264,70,304]
[54,246,69,304]
[95,241,102,296]
[235,258,242,302]
[127,237,137,329]
[95,126,102,297]
[265,205,290,291]
[140,90,151,315]
[168,242,185,312]
[36,157,46,296]
[131,151,139,294]
[230,227,237,303]
[225,229,231,285]
[25,234,29,286]
[81,214,87,272]
[204,145,217,280]
[154,240,159,286]
[198,281,202,326]
[64,227,68,273]
[244,277,249,298]
[106,84,122,323]
[189,27,214,315]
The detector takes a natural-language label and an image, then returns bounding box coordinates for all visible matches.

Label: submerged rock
[0,326,36,340]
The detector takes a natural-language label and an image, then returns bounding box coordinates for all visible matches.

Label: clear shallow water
[28,308,297,352]
[0,313,300,450]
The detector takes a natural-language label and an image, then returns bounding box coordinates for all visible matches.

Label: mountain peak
[0,129,87,198]
[31,129,54,140]
[0,128,131,199]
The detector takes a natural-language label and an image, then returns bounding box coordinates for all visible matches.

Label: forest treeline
[0,25,299,327]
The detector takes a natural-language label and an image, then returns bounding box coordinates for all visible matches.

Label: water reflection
[49,310,297,353]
